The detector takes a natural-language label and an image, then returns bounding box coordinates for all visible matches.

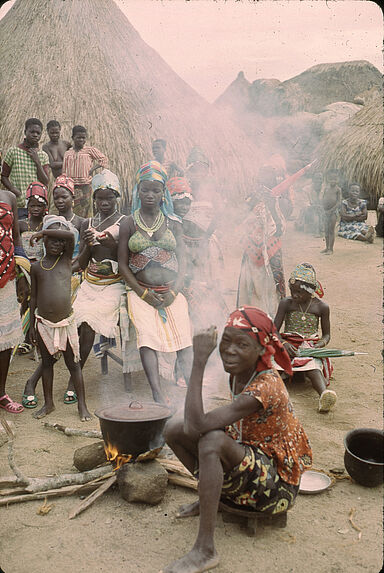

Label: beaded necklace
[92,210,118,230]
[27,219,43,232]
[40,254,62,271]
[298,299,313,321]
[134,208,164,237]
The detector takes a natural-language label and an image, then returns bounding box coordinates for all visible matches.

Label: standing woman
[118,161,192,403]
[0,189,25,413]
[66,170,127,401]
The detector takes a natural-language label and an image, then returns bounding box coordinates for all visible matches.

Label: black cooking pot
[95,401,173,458]
[344,428,384,487]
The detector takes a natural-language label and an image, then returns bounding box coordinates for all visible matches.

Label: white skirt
[127,290,192,353]
[0,279,23,351]
[73,280,126,338]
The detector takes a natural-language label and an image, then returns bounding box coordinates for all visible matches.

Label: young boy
[42,120,71,180]
[321,169,342,255]
[29,215,91,421]
[62,125,108,218]
[1,118,50,219]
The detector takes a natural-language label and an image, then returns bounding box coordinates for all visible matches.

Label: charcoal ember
[116,459,168,505]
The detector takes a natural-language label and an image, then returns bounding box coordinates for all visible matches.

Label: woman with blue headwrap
[119,161,193,403]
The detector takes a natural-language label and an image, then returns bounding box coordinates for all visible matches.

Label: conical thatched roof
[317,96,383,202]
[0,0,262,204]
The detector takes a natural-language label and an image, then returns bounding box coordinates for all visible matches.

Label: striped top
[2,145,49,207]
[62,147,108,185]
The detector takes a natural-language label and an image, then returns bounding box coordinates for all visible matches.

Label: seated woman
[118,161,193,404]
[161,307,312,573]
[274,263,337,413]
[338,182,374,243]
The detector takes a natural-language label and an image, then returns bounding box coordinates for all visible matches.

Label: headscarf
[225,306,293,375]
[131,160,175,218]
[289,263,324,298]
[186,147,209,169]
[26,182,48,205]
[92,169,120,198]
[42,214,72,231]
[53,174,75,197]
[167,177,193,201]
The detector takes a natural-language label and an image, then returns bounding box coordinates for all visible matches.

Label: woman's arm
[184,328,261,439]
[10,193,22,246]
[315,300,330,347]
[170,219,185,293]
[274,298,296,357]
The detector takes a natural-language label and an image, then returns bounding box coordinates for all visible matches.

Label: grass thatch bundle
[317,96,383,202]
[0,0,262,206]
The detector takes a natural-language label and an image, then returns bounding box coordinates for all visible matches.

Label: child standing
[62,125,108,218]
[321,169,341,255]
[52,174,84,267]
[19,182,48,262]
[29,215,91,421]
[18,182,48,354]
[274,262,337,413]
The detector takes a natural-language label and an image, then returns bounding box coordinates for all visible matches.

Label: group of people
[0,117,368,573]
[296,169,378,253]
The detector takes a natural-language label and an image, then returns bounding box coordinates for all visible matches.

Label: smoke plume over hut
[0,0,262,203]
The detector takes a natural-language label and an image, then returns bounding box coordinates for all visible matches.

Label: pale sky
[1,0,382,102]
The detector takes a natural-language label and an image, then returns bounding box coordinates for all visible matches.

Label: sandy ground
[0,219,383,573]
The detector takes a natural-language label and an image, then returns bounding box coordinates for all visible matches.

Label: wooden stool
[100,349,132,392]
[219,501,288,536]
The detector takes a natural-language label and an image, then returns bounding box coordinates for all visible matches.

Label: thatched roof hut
[281,60,382,114]
[0,0,262,205]
[317,96,383,205]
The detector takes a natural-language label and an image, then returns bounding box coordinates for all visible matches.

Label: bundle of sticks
[0,420,197,519]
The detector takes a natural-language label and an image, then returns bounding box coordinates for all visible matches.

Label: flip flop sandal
[64,390,78,404]
[22,394,38,408]
[18,343,33,355]
[0,394,24,413]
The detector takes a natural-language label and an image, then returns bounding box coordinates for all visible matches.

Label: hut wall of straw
[317,96,383,205]
[0,0,263,205]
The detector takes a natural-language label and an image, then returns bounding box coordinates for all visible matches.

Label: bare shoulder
[0,189,16,207]
[168,217,182,234]
[316,298,329,313]
[278,296,293,311]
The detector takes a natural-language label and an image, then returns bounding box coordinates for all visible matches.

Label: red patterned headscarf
[26,181,48,204]
[53,174,75,197]
[167,177,193,200]
[225,306,292,375]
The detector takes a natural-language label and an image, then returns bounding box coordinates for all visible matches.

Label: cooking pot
[95,401,173,458]
[344,428,384,487]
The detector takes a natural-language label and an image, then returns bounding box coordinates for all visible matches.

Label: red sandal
[0,394,24,413]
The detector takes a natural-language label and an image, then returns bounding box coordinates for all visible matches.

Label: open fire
[104,442,133,470]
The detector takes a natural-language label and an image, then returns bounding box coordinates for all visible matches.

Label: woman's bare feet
[78,404,92,422]
[33,404,55,419]
[160,548,219,573]
[176,500,200,518]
